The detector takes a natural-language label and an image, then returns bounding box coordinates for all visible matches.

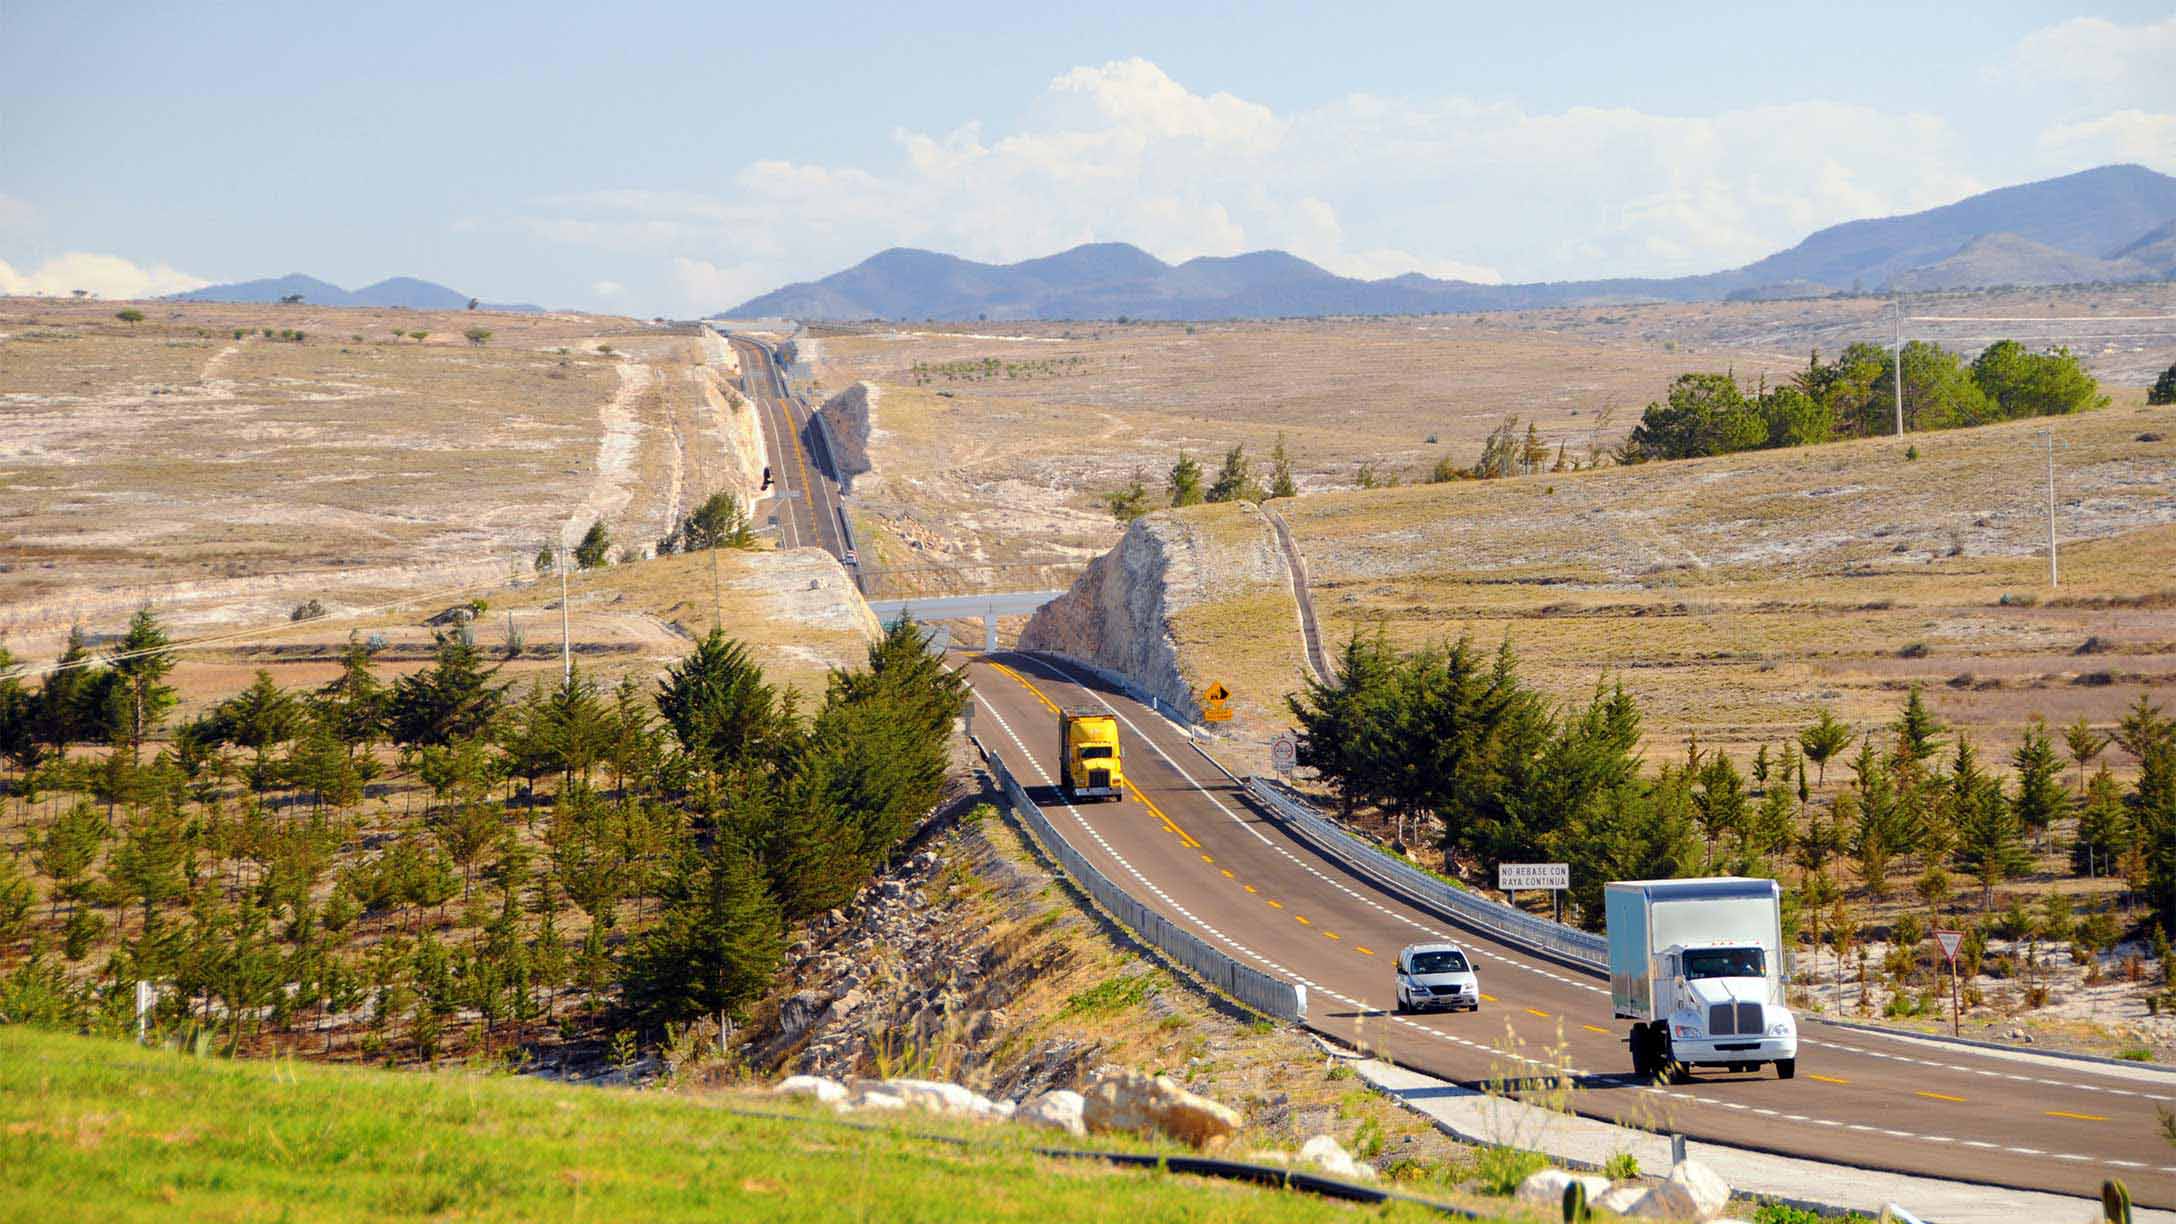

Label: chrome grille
[1708,1003,1735,1035]
[1737,1002,1763,1034]
[1088,769,1109,789]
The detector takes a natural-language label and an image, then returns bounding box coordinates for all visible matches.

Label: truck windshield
[1408,950,1468,974]
[1682,948,1765,979]
[1078,745,1113,759]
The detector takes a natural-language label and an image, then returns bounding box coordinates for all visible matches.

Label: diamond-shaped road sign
[1202,681,1231,704]
[1935,930,1964,963]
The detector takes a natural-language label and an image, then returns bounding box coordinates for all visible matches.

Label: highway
[961,649,2176,1205]
[722,330,854,575]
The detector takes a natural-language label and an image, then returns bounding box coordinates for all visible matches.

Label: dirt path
[562,361,650,551]
[199,339,244,382]
[1266,505,1330,682]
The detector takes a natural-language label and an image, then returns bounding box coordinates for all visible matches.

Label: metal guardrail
[1032,652,1199,731]
[1242,778,1610,971]
[976,741,1306,1022]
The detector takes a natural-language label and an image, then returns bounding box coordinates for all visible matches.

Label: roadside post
[1498,862,1570,924]
[1271,733,1297,781]
[1936,929,1964,1036]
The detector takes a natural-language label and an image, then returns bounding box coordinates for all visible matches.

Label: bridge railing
[973,738,1307,1022]
[1242,778,1610,971]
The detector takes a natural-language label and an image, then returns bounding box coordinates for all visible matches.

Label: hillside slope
[1887,232,2157,290]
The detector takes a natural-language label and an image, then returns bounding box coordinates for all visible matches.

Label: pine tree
[212,670,303,791]
[1286,629,1394,819]
[655,630,800,777]
[621,828,784,1033]
[2133,734,2176,928]
[1750,743,1772,793]
[387,632,505,748]
[542,665,613,789]
[1268,433,1298,499]
[574,520,613,569]
[1799,708,1850,784]
[2063,716,2106,791]
[33,800,108,916]
[106,606,178,755]
[35,626,105,757]
[1949,736,2029,907]
[1166,451,1204,507]
[1891,685,1944,768]
[313,636,387,760]
[1206,443,1258,503]
[1519,422,1548,473]
[1103,471,1151,523]
[1692,751,1747,868]
[2008,717,2067,852]
[2073,766,2132,878]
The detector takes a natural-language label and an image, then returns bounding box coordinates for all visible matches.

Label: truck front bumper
[1671,1034,1797,1064]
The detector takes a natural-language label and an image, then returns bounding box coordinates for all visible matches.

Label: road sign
[1270,734,1297,775]
[1936,929,1965,1037]
[1498,863,1569,890]
[1200,680,1234,722]
[1935,930,1963,964]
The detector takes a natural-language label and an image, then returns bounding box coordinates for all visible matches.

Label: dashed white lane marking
[971,665,2149,1181]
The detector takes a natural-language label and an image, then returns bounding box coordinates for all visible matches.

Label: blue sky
[4,2,2173,313]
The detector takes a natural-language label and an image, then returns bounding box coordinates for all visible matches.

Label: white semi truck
[1606,877,1798,1081]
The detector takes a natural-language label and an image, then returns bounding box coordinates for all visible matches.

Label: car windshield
[1682,947,1765,979]
[1409,950,1468,974]
[1079,745,1113,759]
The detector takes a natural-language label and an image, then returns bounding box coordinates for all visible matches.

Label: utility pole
[2044,429,2059,588]
[559,546,572,684]
[1892,298,1905,438]
[711,548,723,633]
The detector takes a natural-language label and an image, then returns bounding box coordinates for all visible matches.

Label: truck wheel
[1629,1024,1655,1078]
[1661,1037,1690,1083]
[1775,1058,1796,1080]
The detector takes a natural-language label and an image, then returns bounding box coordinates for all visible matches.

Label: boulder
[845,1088,906,1113]
[1515,1167,1611,1209]
[1627,1159,1731,1219]
[774,1074,846,1105]
[1081,1071,1241,1148]
[1298,1135,1377,1182]
[881,1078,1006,1120]
[1016,1089,1087,1137]
[777,990,832,1038]
[1594,1184,1648,1214]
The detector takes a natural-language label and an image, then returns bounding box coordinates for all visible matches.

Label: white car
[1394,942,1481,1014]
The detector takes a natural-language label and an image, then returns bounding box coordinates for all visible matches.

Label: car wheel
[1776,1058,1797,1081]
[1393,991,1407,1015]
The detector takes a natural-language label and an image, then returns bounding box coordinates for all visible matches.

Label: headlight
[1673,1024,1698,1038]
[1767,1022,1790,1037]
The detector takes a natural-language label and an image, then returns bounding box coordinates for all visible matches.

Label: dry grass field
[1160,397,2176,780]
[0,297,766,662]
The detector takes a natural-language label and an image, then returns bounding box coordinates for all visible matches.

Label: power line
[1908,314,2176,323]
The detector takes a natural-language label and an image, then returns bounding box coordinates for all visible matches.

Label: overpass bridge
[866,590,1066,652]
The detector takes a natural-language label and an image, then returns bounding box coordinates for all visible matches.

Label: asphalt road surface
[962,650,2176,1206]
[726,332,852,571]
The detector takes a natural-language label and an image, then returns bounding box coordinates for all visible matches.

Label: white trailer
[1606,877,1797,1080]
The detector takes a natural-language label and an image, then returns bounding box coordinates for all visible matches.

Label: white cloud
[2010,16,2176,109]
[0,251,209,299]
[511,59,1991,312]
[591,280,625,297]
[2041,109,2176,168]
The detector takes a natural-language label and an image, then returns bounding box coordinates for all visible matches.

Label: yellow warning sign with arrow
[1200,681,1233,722]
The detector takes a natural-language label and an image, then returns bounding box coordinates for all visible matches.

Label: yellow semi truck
[1057,708,1124,801]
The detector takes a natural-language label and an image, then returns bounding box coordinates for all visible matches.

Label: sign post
[1270,733,1297,780]
[1935,929,1964,1036]
[1498,863,1570,923]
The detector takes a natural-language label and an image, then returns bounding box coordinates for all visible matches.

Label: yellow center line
[1914,1091,1967,1103]
[1479,993,1498,1003]
[1243,884,1258,894]
[1808,1074,1850,1085]
[1267,900,1283,909]
[1356,946,1376,957]
[2046,1110,2107,1122]
[981,658,1208,850]
[1323,931,1341,941]
[1524,1007,1550,1019]
[1582,1025,1611,1035]
[1295,915,1312,926]
[1219,869,1235,879]
[1200,854,1214,863]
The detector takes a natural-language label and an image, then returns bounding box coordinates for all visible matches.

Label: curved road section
[962,650,2176,1206]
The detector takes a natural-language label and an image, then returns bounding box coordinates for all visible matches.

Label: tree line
[1105,435,1299,523]
[1626,341,2106,462]
[0,609,963,1059]
[1287,631,2176,942]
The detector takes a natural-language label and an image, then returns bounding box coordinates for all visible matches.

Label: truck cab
[1057,708,1123,801]
[1607,878,1798,1081]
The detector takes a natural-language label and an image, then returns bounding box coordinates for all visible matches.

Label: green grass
[0,1028,1469,1222]
[1059,971,1155,1018]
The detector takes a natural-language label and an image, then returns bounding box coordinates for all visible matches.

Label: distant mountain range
[726,164,2176,322]
[169,273,542,313]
